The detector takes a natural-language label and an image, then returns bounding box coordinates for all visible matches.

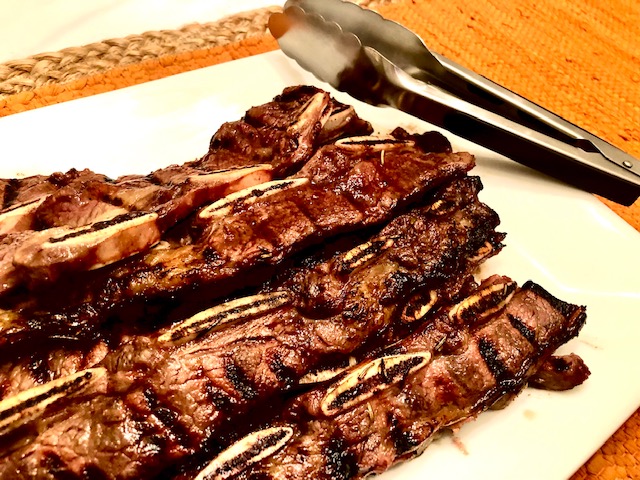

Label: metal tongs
[268,0,640,205]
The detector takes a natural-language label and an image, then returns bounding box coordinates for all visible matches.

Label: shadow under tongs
[470,151,577,191]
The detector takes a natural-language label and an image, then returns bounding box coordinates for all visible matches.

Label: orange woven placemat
[0,1,639,478]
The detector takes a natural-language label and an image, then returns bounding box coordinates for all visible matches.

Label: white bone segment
[340,237,395,271]
[12,212,161,280]
[187,164,272,188]
[321,105,355,134]
[159,291,293,345]
[448,280,517,325]
[335,135,414,151]
[321,352,432,417]
[0,196,48,235]
[198,178,309,220]
[290,92,331,134]
[402,290,439,323]
[195,426,294,480]
[0,367,107,436]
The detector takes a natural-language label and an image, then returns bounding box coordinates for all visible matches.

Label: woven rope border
[0,1,392,98]
[0,7,279,97]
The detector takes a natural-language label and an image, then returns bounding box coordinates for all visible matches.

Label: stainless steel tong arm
[287,0,640,177]
[271,0,640,205]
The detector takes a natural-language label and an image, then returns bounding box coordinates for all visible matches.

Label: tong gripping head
[270,0,640,205]
[269,4,362,89]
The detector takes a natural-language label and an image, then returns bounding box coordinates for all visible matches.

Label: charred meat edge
[0,176,502,478]
[207,280,587,480]
[0,135,473,360]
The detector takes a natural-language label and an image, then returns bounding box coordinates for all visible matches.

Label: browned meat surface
[0,166,272,292]
[201,281,586,480]
[529,353,590,391]
[0,232,36,294]
[0,135,474,361]
[198,85,372,176]
[0,170,111,235]
[0,170,108,212]
[0,174,504,479]
[0,86,591,480]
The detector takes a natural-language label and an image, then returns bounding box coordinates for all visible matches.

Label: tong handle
[368,49,640,205]
[433,53,640,179]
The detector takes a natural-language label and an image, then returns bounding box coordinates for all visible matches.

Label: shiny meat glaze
[198,85,372,176]
[0,86,361,216]
[0,85,361,292]
[0,176,503,479]
[214,281,587,480]
[0,134,474,360]
[0,177,492,401]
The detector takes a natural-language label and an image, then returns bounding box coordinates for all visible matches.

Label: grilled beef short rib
[193,280,586,480]
[0,133,474,361]
[0,176,503,478]
[0,85,590,480]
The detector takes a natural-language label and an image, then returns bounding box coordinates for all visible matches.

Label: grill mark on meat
[507,312,537,345]
[204,380,235,413]
[225,361,259,401]
[26,356,51,386]
[268,353,298,387]
[47,211,149,243]
[141,385,193,445]
[477,337,510,384]
[220,281,586,479]
[388,411,425,456]
[324,435,357,480]
[0,176,502,477]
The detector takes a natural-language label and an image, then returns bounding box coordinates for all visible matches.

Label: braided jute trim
[0,0,394,98]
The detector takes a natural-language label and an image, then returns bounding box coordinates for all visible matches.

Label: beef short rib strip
[201,280,586,480]
[13,165,273,285]
[0,85,368,291]
[0,135,475,360]
[197,85,372,177]
[0,175,503,478]
[0,165,273,295]
[0,86,356,217]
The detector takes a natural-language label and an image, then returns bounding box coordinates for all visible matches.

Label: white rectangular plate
[1,51,639,480]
